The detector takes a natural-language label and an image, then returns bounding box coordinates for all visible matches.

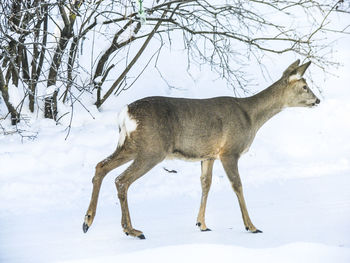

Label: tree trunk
[44,90,58,120]
[0,68,20,125]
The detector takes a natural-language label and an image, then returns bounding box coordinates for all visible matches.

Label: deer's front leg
[196,159,214,231]
[220,155,262,233]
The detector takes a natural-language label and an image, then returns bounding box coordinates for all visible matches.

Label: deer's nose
[315,98,320,104]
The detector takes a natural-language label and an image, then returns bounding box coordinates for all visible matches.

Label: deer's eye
[302,85,308,90]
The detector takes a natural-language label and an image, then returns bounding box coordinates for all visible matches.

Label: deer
[83,60,320,239]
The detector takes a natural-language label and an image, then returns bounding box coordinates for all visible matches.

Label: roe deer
[83,60,320,239]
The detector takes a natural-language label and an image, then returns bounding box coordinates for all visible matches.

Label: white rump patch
[117,106,138,147]
[289,73,302,82]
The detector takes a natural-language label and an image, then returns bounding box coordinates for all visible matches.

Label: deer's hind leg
[115,154,164,239]
[83,146,134,233]
[196,159,214,231]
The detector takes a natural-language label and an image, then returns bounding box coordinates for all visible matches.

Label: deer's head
[282,60,320,108]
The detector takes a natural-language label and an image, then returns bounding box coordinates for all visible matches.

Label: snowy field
[1,32,350,263]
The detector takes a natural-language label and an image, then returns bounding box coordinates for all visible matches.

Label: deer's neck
[247,80,286,129]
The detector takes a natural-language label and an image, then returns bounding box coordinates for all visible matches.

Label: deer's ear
[283,59,300,76]
[296,61,311,76]
[288,61,311,82]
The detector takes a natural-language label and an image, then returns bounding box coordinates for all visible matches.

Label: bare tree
[0,0,51,122]
[88,0,350,107]
[0,0,349,127]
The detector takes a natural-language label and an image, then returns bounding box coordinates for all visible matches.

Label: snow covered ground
[1,27,350,263]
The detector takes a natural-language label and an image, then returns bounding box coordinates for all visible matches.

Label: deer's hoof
[138,234,146,240]
[197,222,211,232]
[245,226,262,233]
[82,223,89,233]
[124,229,146,239]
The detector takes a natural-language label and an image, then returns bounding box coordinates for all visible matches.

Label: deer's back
[126,96,254,160]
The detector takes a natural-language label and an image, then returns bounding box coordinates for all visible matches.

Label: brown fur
[83,60,320,238]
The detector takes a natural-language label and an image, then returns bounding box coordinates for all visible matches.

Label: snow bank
[1,10,349,263]
[60,243,350,263]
